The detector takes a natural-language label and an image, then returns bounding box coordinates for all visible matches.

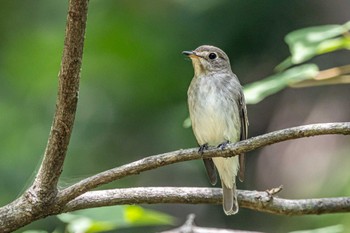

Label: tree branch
[58,122,350,204]
[30,0,87,202]
[0,0,88,232]
[63,187,350,216]
[0,0,347,231]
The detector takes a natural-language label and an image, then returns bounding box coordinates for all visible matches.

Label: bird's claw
[217,140,230,150]
[198,143,209,155]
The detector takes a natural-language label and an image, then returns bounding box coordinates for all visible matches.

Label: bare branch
[64,187,219,211]
[0,0,88,232]
[239,189,350,216]
[63,187,350,216]
[29,0,88,202]
[1,0,347,231]
[58,122,350,204]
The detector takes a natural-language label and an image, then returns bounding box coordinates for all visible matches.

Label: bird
[183,45,248,215]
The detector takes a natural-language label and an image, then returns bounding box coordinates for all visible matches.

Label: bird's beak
[183,50,204,76]
[182,50,199,58]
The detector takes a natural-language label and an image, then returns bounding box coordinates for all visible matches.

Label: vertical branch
[31,0,88,201]
[0,1,89,232]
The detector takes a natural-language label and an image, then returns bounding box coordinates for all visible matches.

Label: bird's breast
[188,78,240,146]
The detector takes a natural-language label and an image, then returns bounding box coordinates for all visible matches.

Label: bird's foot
[198,143,209,155]
[217,140,230,150]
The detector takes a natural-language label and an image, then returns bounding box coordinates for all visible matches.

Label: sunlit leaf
[58,205,175,233]
[58,207,122,233]
[60,216,115,233]
[282,21,350,66]
[124,205,176,226]
[67,217,94,233]
[286,24,346,45]
[244,64,319,104]
[57,213,81,223]
[317,37,350,54]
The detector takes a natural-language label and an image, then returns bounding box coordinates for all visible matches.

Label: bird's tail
[222,182,238,215]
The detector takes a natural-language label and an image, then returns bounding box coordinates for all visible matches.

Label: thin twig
[58,122,350,204]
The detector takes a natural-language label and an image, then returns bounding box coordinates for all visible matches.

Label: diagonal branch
[58,122,350,205]
[63,187,350,216]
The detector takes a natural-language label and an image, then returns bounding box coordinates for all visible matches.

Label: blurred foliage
[277,21,350,70]
[0,0,349,233]
[56,206,175,233]
[244,22,350,103]
[244,64,319,104]
[22,206,175,233]
[187,21,350,121]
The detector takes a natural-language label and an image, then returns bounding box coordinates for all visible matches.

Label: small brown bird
[183,45,248,215]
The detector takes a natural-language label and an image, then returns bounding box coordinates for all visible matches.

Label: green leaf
[283,21,350,66]
[58,205,175,233]
[58,213,116,233]
[182,117,192,129]
[244,64,319,104]
[124,205,176,226]
[317,37,350,54]
[274,57,293,72]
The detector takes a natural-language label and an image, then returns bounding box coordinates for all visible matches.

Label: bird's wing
[238,90,249,182]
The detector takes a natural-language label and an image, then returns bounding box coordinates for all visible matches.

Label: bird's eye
[208,53,217,60]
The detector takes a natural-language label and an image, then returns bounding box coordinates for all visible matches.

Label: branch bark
[0,110,348,232]
[0,121,348,231]
[0,0,88,232]
[0,0,349,231]
[63,187,350,216]
[31,0,87,201]
[57,122,350,204]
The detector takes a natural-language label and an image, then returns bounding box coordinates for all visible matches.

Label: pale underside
[188,76,241,189]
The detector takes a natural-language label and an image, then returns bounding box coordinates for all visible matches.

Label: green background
[0,0,349,232]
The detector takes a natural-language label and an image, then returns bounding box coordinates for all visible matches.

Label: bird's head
[183,45,232,77]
